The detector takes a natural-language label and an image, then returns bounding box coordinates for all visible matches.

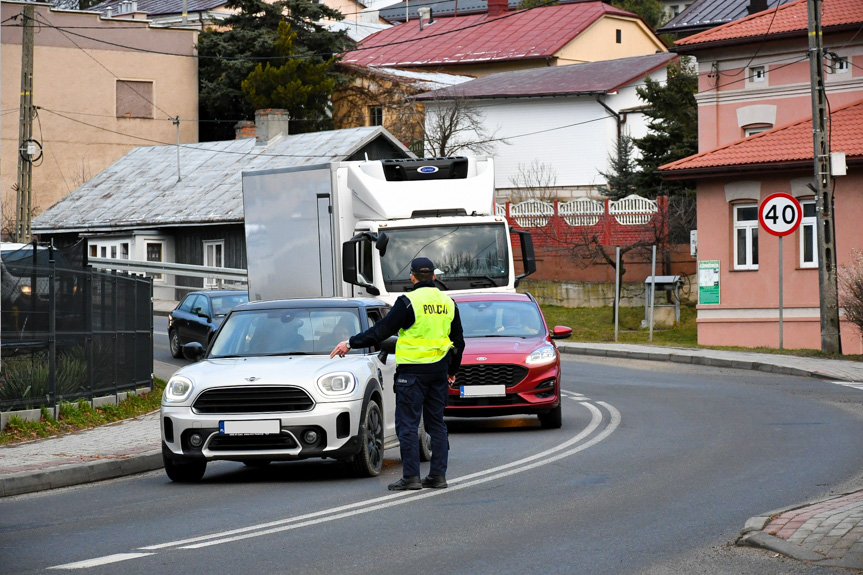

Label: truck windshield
[380,223,509,292]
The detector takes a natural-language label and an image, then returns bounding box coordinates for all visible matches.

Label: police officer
[330,257,464,491]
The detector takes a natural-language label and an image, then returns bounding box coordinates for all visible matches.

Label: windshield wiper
[464,275,499,288]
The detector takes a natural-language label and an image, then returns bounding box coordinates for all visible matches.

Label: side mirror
[512,228,537,287]
[375,231,389,257]
[342,235,380,296]
[377,335,398,363]
[551,326,572,340]
[182,341,206,361]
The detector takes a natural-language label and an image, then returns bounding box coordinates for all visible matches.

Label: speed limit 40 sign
[759,193,802,236]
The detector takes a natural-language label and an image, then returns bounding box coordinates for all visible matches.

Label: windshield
[210,293,249,316]
[209,308,361,357]
[380,223,510,292]
[458,300,544,338]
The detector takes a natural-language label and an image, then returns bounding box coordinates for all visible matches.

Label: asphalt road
[2,355,862,574]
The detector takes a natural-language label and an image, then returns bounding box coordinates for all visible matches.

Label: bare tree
[839,250,863,336]
[421,93,506,157]
[508,160,558,203]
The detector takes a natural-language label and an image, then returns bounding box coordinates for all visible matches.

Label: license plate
[460,385,506,398]
[219,420,280,435]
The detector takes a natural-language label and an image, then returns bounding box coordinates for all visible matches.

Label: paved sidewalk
[2,342,863,570]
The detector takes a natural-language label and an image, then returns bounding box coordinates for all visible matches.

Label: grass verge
[0,378,165,446]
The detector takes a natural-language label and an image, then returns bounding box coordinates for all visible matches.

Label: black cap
[410,257,434,274]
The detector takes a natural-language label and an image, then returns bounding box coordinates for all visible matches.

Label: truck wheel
[351,399,384,477]
[538,403,562,429]
[162,444,207,482]
[169,329,183,359]
[419,416,432,462]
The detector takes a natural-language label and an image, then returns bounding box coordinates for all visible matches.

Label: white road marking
[833,381,863,390]
[47,553,155,570]
[47,396,619,568]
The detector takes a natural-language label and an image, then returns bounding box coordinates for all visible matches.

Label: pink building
[661,0,863,353]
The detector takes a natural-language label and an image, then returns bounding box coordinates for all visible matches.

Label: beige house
[1,1,198,236]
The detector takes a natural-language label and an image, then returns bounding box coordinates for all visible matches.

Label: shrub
[839,250,863,336]
[0,348,87,408]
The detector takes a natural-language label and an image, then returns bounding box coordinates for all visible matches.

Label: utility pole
[807,0,842,354]
[15,3,35,243]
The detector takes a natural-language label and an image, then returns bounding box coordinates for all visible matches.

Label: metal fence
[1,242,153,411]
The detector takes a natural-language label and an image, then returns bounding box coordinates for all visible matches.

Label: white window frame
[203,239,225,289]
[799,200,818,268]
[748,66,766,83]
[744,126,771,137]
[146,241,165,282]
[733,204,759,270]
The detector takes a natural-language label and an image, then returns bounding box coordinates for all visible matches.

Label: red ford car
[449,293,572,428]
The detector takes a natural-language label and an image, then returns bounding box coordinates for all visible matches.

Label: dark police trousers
[394,367,449,478]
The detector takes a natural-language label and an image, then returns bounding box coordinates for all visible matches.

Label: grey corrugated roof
[33,127,410,233]
[414,52,676,100]
[378,0,593,22]
[658,0,793,36]
[88,0,227,17]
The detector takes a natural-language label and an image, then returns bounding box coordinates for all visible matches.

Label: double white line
[49,393,619,570]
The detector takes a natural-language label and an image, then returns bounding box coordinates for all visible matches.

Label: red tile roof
[659,98,863,176]
[341,1,638,68]
[675,0,863,48]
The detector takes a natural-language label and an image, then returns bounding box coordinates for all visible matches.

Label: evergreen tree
[632,58,698,244]
[197,0,349,141]
[609,0,667,30]
[241,22,337,132]
[632,59,697,200]
[599,135,639,201]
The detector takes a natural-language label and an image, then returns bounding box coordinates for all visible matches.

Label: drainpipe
[596,96,623,144]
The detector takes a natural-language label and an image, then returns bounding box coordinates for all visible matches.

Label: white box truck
[242,156,535,303]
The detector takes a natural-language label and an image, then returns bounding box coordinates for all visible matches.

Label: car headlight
[164,376,194,403]
[317,372,357,396]
[526,344,557,366]
[19,285,31,296]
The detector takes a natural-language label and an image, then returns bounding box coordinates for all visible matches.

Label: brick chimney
[748,0,768,14]
[255,109,290,144]
[487,0,508,17]
[235,120,256,140]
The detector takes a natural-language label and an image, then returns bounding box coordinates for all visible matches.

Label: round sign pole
[759,193,802,350]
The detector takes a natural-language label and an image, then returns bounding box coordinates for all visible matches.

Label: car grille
[193,386,314,414]
[452,364,529,388]
[208,434,298,451]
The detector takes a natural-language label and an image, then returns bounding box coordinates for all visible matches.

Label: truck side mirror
[342,236,380,296]
[375,231,388,257]
[512,229,537,286]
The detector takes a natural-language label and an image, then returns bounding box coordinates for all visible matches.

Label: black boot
[421,475,448,489]
[388,476,422,491]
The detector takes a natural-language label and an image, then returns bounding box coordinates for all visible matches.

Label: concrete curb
[0,450,162,497]
[738,531,826,562]
[557,346,821,380]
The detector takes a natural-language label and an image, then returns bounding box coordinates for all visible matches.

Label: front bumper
[161,399,364,462]
[445,362,560,417]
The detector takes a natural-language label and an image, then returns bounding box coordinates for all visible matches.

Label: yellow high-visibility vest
[396,288,455,364]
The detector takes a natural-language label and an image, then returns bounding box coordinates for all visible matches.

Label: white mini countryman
[160,297,418,482]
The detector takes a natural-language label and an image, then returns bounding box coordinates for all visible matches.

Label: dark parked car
[448,293,572,428]
[168,290,249,358]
